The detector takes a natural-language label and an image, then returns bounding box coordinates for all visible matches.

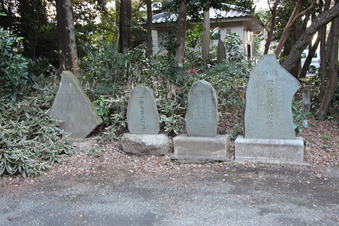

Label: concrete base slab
[171,134,230,163]
[121,133,170,155]
[235,135,306,165]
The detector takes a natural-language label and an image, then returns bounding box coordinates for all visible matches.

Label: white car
[301,50,320,74]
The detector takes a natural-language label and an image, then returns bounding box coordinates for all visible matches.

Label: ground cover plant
[0,28,74,177]
[0,77,74,177]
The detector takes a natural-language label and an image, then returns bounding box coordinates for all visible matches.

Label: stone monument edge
[62,70,103,125]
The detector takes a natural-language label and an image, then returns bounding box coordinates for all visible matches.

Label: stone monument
[121,85,170,155]
[302,85,312,113]
[235,54,305,164]
[49,71,102,139]
[172,80,230,163]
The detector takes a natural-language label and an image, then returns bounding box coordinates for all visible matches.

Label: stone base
[235,135,306,165]
[71,137,99,153]
[121,133,170,155]
[171,134,230,163]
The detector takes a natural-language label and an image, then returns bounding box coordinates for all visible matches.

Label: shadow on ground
[1,163,339,225]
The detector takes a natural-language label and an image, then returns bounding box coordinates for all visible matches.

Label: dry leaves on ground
[0,117,338,193]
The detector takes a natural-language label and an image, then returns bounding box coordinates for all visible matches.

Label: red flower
[190,68,196,73]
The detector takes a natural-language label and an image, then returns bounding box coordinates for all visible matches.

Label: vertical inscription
[186,80,218,137]
[194,84,207,128]
[273,69,283,126]
[139,96,146,130]
[126,85,159,134]
[277,83,283,125]
[258,71,267,110]
[263,70,280,128]
[266,80,274,128]
[188,83,214,129]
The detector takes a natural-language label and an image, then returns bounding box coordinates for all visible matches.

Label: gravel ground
[0,118,338,225]
[1,159,339,225]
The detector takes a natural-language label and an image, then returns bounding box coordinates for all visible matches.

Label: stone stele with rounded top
[185,80,219,137]
[126,85,160,134]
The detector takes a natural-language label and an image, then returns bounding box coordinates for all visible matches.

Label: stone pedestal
[171,135,230,163]
[235,135,306,165]
[121,133,170,155]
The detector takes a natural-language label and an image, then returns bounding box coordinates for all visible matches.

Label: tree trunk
[146,0,153,59]
[175,2,187,66]
[318,0,330,102]
[299,35,320,78]
[202,10,210,60]
[264,0,280,55]
[281,26,300,77]
[274,0,305,57]
[56,0,79,77]
[281,2,339,72]
[316,3,339,119]
[119,0,131,53]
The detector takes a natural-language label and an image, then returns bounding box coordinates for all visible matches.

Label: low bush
[81,39,251,139]
[0,76,74,177]
[0,28,30,101]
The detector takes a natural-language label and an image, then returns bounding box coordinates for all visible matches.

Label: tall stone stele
[126,85,160,134]
[185,80,219,137]
[235,54,305,164]
[172,80,230,163]
[49,71,102,139]
[121,85,170,155]
[244,55,299,139]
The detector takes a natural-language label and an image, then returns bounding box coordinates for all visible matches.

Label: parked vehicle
[301,50,320,74]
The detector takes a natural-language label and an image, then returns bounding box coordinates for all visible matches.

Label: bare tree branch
[274,0,307,56]
[282,2,339,72]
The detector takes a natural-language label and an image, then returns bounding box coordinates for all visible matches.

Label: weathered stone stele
[185,80,219,137]
[172,80,229,163]
[217,38,226,64]
[244,54,301,139]
[236,54,305,165]
[127,85,159,134]
[302,85,312,113]
[49,71,102,138]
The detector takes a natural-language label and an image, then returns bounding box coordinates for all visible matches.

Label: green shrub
[223,33,245,62]
[292,101,311,135]
[0,28,30,101]
[80,39,253,139]
[92,95,128,143]
[206,62,248,112]
[80,42,146,97]
[0,77,74,177]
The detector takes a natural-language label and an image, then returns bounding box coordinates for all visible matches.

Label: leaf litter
[0,117,338,194]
